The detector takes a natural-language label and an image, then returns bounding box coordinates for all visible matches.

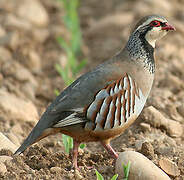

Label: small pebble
[141,142,155,160]
[140,122,151,132]
[50,167,62,173]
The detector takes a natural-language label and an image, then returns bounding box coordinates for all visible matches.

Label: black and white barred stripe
[85,73,146,131]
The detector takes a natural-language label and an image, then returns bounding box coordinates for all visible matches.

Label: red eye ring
[150,20,161,27]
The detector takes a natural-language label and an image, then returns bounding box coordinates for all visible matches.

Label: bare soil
[0,0,184,179]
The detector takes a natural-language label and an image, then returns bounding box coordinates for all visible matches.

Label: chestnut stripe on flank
[121,89,126,123]
[100,96,112,129]
[97,98,105,112]
[111,82,116,92]
[106,85,111,95]
[117,92,122,125]
[120,77,124,90]
[133,79,140,99]
[109,94,117,128]
[116,78,121,88]
[90,109,98,122]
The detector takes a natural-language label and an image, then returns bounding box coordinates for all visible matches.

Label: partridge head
[14,15,175,169]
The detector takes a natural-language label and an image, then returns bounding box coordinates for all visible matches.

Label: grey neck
[125,30,155,74]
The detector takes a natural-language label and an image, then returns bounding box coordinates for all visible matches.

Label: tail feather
[14,112,59,155]
[14,127,39,155]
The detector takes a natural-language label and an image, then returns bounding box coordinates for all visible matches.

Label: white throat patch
[145,26,167,48]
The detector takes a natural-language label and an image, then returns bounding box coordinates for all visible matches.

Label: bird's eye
[150,20,161,27]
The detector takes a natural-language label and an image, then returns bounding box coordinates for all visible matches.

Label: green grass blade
[54,89,60,96]
[95,170,104,180]
[71,30,81,54]
[62,134,68,153]
[62,134,73,154]
[122,161,131,180]
[55,64,68,83]
[110,174,118,180]
[57,36,70,52]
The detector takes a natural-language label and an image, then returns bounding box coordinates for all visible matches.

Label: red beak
[162,23,176,31]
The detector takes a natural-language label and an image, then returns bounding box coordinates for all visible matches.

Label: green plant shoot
[122,161,131,180]
[95,169,118,180]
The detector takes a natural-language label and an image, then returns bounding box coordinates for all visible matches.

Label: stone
[166,119,183,138]
[13,63,37,87]
[141,142,155,160]
[21,82,36,100]
[177,104,184,118]
[2,60,38,96]
[159,158,180,177]
[142,106,168,127]
[135,139,148,151]
[0,89,38,123]
[17,0,49,27]
[0,162,7,174]
[32,29,49,43]
[27,50,42,73]
[0,32,20,50]
[5,14,31,30]
[140,122,151,132]
[115,151,171,180]
[142,106,183,137]
[0,132,18,153]
[0,156,13,163]
[50,167,62,173]
[6,132,20,146]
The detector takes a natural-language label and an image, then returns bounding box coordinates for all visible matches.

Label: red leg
[101,142,118,159]
[72,140,80,170]
[72,141,93,170]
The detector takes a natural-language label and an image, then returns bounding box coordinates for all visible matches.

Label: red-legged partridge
[14,15,175,169]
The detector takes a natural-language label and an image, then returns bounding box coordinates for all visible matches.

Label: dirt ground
[0,0,184,179]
